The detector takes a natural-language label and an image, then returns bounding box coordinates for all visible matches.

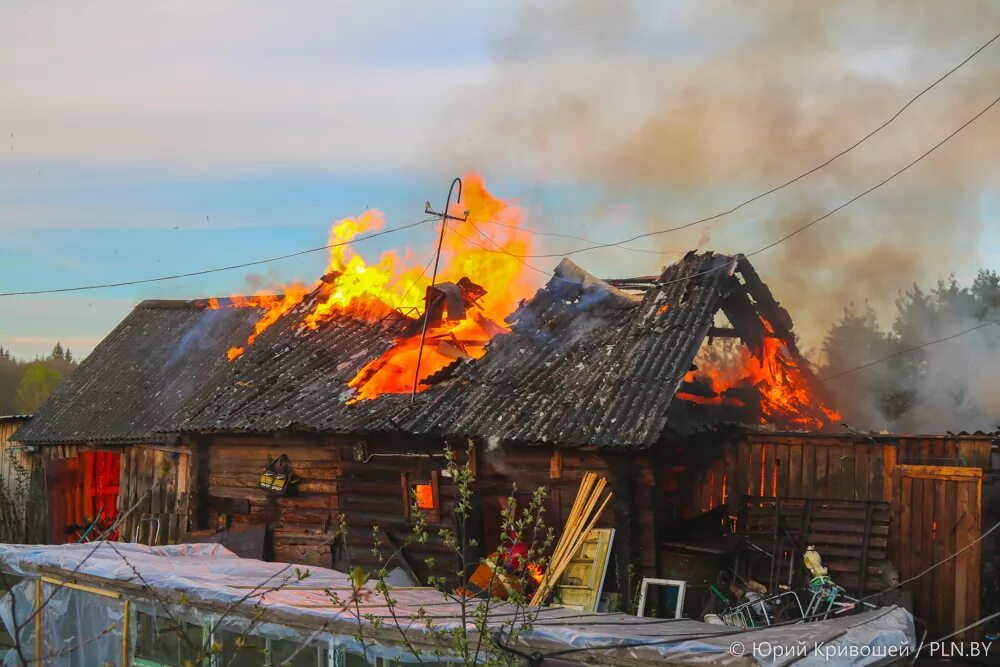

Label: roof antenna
[412,177,469,403]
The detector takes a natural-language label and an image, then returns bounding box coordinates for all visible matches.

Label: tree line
[818,269,1000,433]
[0,343,78,415]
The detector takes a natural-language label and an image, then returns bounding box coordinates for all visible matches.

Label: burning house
[10,181,994,638]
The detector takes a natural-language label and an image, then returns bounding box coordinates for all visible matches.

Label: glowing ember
[681,317,841,430]
[209,173,533,401]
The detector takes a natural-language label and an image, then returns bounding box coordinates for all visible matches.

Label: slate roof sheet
[12,300,261,445]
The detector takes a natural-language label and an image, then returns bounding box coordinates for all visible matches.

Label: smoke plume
[435,0,1000,431]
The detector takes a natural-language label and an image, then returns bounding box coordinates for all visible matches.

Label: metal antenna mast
[411,177,469,402]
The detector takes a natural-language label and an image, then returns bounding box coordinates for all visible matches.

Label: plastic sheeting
[0,543,917,666]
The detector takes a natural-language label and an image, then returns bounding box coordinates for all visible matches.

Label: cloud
[0,1,495,170]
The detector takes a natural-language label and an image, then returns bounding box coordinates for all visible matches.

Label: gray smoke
[434,0,1000,431]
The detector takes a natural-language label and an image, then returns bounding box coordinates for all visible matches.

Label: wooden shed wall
[199,434,657,609]
[677,434,993,511]
[118,446,191,545]
[0,418,41,541]
[202,434,343,565]
[0,418,32,491]
[715,434,992,639]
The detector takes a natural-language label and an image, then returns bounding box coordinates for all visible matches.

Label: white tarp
[0,542,916,665]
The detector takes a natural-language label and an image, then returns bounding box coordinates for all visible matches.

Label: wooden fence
[678,433,991,638]
[117,446,191,545]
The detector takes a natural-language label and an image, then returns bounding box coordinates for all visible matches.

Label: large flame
[680,317,841,430]
[342,176,532,401]
[210,173,533,401]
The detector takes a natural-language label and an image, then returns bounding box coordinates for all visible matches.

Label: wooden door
[892,465,982,638]
[118,446,191,545]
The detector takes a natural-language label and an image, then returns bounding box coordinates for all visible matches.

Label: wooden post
[121,599,131,666]
[34,578,42,667]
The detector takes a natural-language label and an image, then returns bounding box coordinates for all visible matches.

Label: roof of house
[12,300,261,445]
[16,251,809,449]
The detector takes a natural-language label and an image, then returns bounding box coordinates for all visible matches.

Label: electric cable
[0,217,436,297]
[818,318,1000,382]
[484,28,1000,261]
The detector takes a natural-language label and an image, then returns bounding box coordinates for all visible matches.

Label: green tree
[14,363,64,413]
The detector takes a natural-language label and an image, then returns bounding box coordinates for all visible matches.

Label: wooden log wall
[199,434,656,610]
[475,446,657,603]
[203,435,342,567]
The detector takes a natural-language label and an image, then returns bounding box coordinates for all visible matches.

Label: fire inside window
[413,483,435,510]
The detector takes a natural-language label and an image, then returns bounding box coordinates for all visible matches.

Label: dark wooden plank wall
[732,435,991,504]
[199,434,655,608]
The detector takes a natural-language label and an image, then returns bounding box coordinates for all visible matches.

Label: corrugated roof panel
[19,252,750,450]
[13,301,262,445]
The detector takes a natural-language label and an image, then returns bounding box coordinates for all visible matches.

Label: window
[413,483,435,510]
[401,471,440,521]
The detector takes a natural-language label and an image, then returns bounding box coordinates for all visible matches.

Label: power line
[530,88,1000,295]
[5,30,998,300]
[467,215,684,256]
[819,318,1000,382]
[487,28,1000,261]
[0,217,435,297]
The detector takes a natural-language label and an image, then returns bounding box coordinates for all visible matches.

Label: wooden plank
[749,442,763,496]
[903,476,916,582]
[737,441,751,499]
[867,447,882,504]
[801,443,816,498]
[920,475,935,631]
[930,477,945,634]
[882,446,896,504]
[814,446,829,499]
[954,477,971,633]
[968,477,982,638]
[854,445,869,502]
[787,444,801,498]
[898,464,983,480]
[940,480,958,636]
[764,445,777,498]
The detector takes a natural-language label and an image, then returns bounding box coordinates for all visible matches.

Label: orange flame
[210,173,533,401]
[343,176,532,400]
[681,316,841,430]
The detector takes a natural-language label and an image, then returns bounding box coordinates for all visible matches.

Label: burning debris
[210,173,533,401]
[677,317,842,430]
[205,177,837,434]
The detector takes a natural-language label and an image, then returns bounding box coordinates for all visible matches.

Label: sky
[2,1,1000,360]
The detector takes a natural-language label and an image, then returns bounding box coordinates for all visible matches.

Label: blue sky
[2,1,1000,359]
